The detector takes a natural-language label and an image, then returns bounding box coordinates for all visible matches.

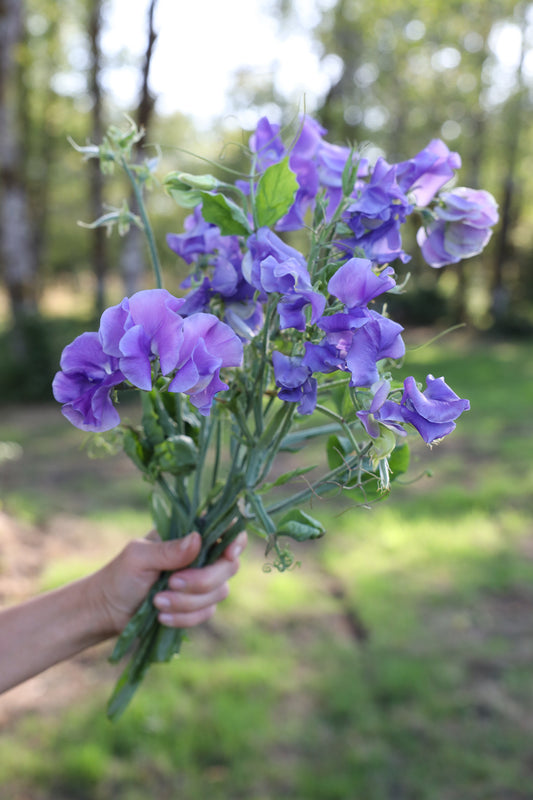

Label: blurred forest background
[1,0,533,402]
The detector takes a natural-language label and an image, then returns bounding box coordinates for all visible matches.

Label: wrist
[75,570,120,646]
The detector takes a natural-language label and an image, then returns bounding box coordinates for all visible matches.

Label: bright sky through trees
[102,0,337,126]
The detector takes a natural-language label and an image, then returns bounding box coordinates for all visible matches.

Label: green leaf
[122,428,149,472]
[167,186,203,209]
[255,157,298,228]
[276,509,326,541]
[389,442,410,480]
[151,625,183,662]
[327,434,352,470]
[141,394,166,445]
[164,172,203,208]
[153,434,198,476]
[331,380,353,416]
[151,489,172,539]
[199,192,251,236]
[106,661,143,722]
[342,148,359,197]
[172,171,219,191]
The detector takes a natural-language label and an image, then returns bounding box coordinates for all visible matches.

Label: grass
[0,333,533,799]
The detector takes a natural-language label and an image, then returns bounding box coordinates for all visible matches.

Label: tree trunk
[0,0,39,323]
[88,0,108,317]
[120,0,158,295]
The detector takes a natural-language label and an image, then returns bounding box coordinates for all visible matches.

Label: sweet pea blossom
[395,139,461,206]
[168,313,243,415]
[356,380,406,439]
[417,187,499,268]
[166,205,223,264]
[175,226,261,338]
[397,375,470,443]
[244,228,326,330]
[52,332,124,432]
[272,351,317,415]
[328,258,396,309]
[308,309,405,388]
[360,374,470,444]
[342,158,413,264]
[249,116,285,171]
[99,289,186,391]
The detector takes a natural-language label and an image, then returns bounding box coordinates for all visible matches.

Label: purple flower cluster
[57,115,495,448]
[247,115,367,229]
[53,289,243,431]
[167,206,263,340]
[272,257,404,414]
[341,139,462,265]
[244,228,326,330]
[357,375,470,445]
[244,116,472,268]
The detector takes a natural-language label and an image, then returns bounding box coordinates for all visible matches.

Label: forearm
[0,574,112,694]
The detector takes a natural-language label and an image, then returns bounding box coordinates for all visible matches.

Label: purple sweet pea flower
[344,312,405,387]
[356,380,407,439]
[342,158,413,264]
[177,231,256,324]
[244,228,325,330]
[211,242,255,304]
[249,117,285,171]
[316,139,369,220]
[52,332,124,432]
[166,205,222,264]
[178,277,213,316]
[395,374,470,444]
[168,313,243,415]
[302,339,344,376]
[328,258,396,309]
[244,227,307,291]
[417,187,499,268]
[224,300,264,340]
[276,116,324,230]
[99,289,186,391]
[259,254,326,330]
[315,309,405,388]
[395,139,461,206]
[272,350,317,415]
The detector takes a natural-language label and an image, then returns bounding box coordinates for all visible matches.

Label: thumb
[143,532,202,572]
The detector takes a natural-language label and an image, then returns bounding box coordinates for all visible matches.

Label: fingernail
[154,595,170,609]
[232,545,242,558]
[159,613,174,626]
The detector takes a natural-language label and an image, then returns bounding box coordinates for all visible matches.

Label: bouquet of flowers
[53,115,498,719]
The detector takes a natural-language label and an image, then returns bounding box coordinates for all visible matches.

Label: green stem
[246,490,277,535]
[121,156,163,289]
[314,403,362,455]
[265,448,370,517]
[187,414,215,532]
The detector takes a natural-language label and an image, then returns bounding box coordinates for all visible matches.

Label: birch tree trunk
[88,0,109,316]
[120,0,158,295]
[0,0,39,323]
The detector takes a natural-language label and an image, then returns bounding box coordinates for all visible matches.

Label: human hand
[90,531,247,639]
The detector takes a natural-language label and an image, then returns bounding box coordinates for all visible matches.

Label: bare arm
[0,531,246,694]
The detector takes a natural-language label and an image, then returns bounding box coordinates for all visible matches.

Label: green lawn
[0,334,532,800]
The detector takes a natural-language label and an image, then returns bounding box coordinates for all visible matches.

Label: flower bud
[165,171,220,191]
